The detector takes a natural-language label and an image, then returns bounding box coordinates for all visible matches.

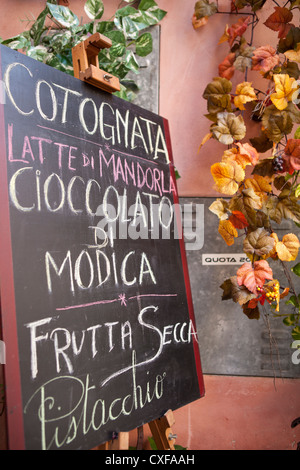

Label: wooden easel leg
[94,432,129,450]
[148,410,176,450]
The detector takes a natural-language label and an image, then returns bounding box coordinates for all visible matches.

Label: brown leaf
[220,276,256,305]
[266,195,300,224]
[264,7,294,39]
[243,227,275,257]
[211,112,246,145]
[243,302,260,320]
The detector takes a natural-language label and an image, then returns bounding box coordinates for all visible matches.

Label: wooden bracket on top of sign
[72,33,120,94]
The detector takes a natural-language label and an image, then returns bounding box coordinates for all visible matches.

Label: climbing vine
[194,0,300,345]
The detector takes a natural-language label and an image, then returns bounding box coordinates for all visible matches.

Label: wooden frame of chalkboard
[0,44,204,450]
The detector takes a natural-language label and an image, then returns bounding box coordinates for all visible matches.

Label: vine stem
[280,259,297,298]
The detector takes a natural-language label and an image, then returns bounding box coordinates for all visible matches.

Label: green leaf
[96,21,114,34]
[283,314,297,326]
[292,326,300,341]
[139,0,167,21]
[1,34,31,50]
[296,184,300,198]
[292,262,300,276]
[135,32,152,57]
[84,0,104,20]
[47,3,79,28]
[286,294,300,307]
[148,436,158,450]
[295,127,300,139]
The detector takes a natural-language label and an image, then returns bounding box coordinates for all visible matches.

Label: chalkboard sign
[0,45,204,450]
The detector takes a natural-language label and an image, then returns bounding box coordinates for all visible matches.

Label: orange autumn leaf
[229,210,249,229]
[219,52,236,80]
[218,219,238,246]
[264,7,294,39]
[234,82,257,111]
[198,132,213,152]
[211,161,245,195]
[222,147,252,169]
[280,287,290,300]
[244,174,272,204]
[192,14,208,29]
[237,260,273,294]
[251,45,280,73]
[236,142,259,166]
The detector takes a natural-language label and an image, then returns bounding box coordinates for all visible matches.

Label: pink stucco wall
[0,0,300,451]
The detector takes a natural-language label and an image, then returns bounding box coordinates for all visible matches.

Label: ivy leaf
[251,45,280,73]
[211,112,246,145]
[243,227,275,257]
[220,276,256,305]
[237,260,273,294]
[84,0,104,20]
[47,3,79,28]
[234,81,257,110]
[275,233,300,261]
[218,220,238,246]
[135,32,152,56]
[1,33,31,50]
[211,161,245,195]
[264,7,294,39]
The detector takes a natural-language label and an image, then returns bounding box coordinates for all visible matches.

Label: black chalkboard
[0,45,204,450]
